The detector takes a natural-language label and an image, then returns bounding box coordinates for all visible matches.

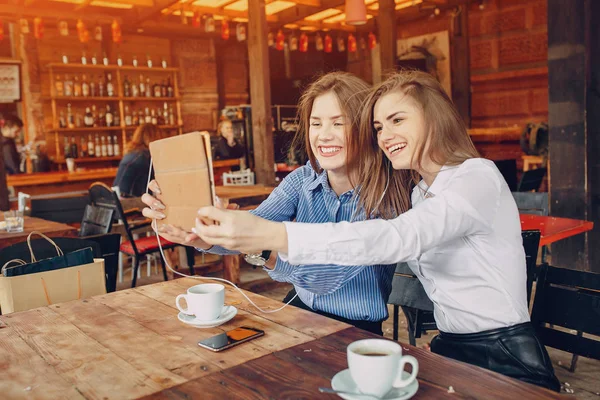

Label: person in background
[214,119,245,160]
[0,115,24,175]
[113,124,164,198]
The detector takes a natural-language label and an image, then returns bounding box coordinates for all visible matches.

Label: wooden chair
[88,182,186,287]
[494,159,518,192]
[79,204,114,237]
[81,233,121,293]
[517,168,547,192]
[389,230,541,345]
[531,263,600,372]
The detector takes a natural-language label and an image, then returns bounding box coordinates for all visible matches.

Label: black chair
[81,233,121,293]
[88,182,187,287]
[494,159,518,192]
[30,191,89,224]
[512,192,549,216]
[388,230,541,345]
[531,264,600,372]
[517,168,547,192]
[79,204,115,237]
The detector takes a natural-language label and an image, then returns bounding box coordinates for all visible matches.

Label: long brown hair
[358,70,479,219]
[125,124,165,155]
[292,72,371,184]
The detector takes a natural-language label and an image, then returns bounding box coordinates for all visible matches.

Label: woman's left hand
[193,206,288,254]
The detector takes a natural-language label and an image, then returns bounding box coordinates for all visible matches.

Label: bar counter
[7,159,241,197]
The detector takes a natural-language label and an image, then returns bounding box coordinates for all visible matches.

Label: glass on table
[4,210,24,233]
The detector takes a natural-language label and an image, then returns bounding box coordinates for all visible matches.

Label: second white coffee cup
[347,338,419,398]
[176,283,225,321]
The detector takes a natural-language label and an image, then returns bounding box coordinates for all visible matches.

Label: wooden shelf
[122,96,179,101]
[50,127,123,133]
[118,65,178,73]
[51,96,121,101]
[47,63,178,73]
[55,156,122,164]
[124,124,182,130]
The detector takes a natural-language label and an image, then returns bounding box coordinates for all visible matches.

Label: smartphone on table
[198,326,264,352]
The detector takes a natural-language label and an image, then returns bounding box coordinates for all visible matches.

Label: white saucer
[331,369,418,400]
[177,305,237,328]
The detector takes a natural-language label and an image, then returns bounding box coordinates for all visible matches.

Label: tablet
[149,131,216,231]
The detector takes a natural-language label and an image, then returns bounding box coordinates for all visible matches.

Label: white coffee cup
[176,283,225,321]
[347,339,419,398]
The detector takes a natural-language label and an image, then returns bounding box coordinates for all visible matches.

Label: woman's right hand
[141,180,212,249]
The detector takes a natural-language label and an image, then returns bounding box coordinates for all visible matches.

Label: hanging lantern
[76,20,89,43]
[58,21,69,36]
[236,23,247,41]
[348,33,357,53]
[33,17,44,39]
[345,0,367,25]
[275,30,285,51]
[192,11,201,28]
[324,34,332,53]
[221,19,230,40]
[94,25,102,41]
[368,32,377,49]
[289,32,298,51]
[315,33,324,51]
[267,31,274,47]
[299,33,308,52]
[111,19,122,43]
[20,19,30,34]
[205,15,215,32]
[337,36,345,52]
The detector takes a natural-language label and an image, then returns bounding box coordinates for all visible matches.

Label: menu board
[0,63,21,103]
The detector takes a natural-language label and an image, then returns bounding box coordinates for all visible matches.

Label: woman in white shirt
[193,71,560,392]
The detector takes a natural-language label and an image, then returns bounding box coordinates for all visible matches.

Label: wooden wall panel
[221,41,249,107]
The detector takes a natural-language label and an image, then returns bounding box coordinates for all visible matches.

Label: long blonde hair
[293,72,371,185]
[358,70,479,219]
[125,124,165,155]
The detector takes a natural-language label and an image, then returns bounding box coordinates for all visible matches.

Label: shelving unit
[47,63,183,168]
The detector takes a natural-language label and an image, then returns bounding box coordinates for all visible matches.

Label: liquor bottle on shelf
[144,107,151,124]
[73,76,82,97]
[98,110,106,127]
[124,106,132,126]
[75,111,83,128]
[59,110,67,128]
[139,74,146,98]
[87,134,95,157]
[102,52,109,66]
[138,110,144,125]
[160,80,167,98]
[94,134,101,157]
[131,77,139,97]
[105,105,114,127]
[117,54,123,67]
[91,105,98,127]
[67,103,75,129]
[62,53,69,64]
[150,109,157,125]
[167,77,174,97]
[70,136,78,159]
[153,81,161,98]
[169,105,175,125]
[81,75,90,97]
[133,55,138,67]
[106,73,115,97]
[55,75,64,97]
[90,79,96,97]
[113,135,120,156]
[161,58,167,68]
[98,75,105,97]
[123,75,131,97]
[101,136,107,157]
[84,107,94,127]
[64,74,73,97]
[81,52,87,65]
[107,136,114,157]
[91,53,98,65]
[80,137,87,158]
[63,137,70,158]
[146,54,152,68]
[132,110,139,126]
[145,77,151,97]
[114,110,120,127]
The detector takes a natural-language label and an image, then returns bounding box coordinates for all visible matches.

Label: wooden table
[0,278,560,399]
[0,216,77,250]
[520,214,594,246]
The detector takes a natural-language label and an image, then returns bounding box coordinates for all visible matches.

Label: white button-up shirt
[282,158,530,334]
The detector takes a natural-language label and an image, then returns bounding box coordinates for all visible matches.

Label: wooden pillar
[450,5,470,127]
[378,0,397,76]
[548,0,600,272]
[247,0,275,185]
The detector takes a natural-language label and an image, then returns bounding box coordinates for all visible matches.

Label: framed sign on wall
[0,62,22,103]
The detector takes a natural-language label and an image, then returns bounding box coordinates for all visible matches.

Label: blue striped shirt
[205,163,395,321]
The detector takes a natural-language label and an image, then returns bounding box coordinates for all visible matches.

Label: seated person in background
[1,114,24,175]
[113,124,164,198]
[214,120,245,160]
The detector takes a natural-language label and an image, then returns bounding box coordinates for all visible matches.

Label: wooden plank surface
[520,214,594,246]
[0,216,77,250]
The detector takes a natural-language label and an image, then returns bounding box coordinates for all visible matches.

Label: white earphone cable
[146,158,297,314]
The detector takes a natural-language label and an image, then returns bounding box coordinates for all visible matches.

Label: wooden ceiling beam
[0,4,121,23]
[275,0,344,26]
[162,3,280,22]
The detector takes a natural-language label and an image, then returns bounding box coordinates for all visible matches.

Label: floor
[119,255,600,399]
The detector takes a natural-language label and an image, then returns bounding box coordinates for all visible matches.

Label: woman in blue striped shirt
[142,72,404,335]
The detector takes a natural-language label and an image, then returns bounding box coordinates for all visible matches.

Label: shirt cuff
[282,221,332,265]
